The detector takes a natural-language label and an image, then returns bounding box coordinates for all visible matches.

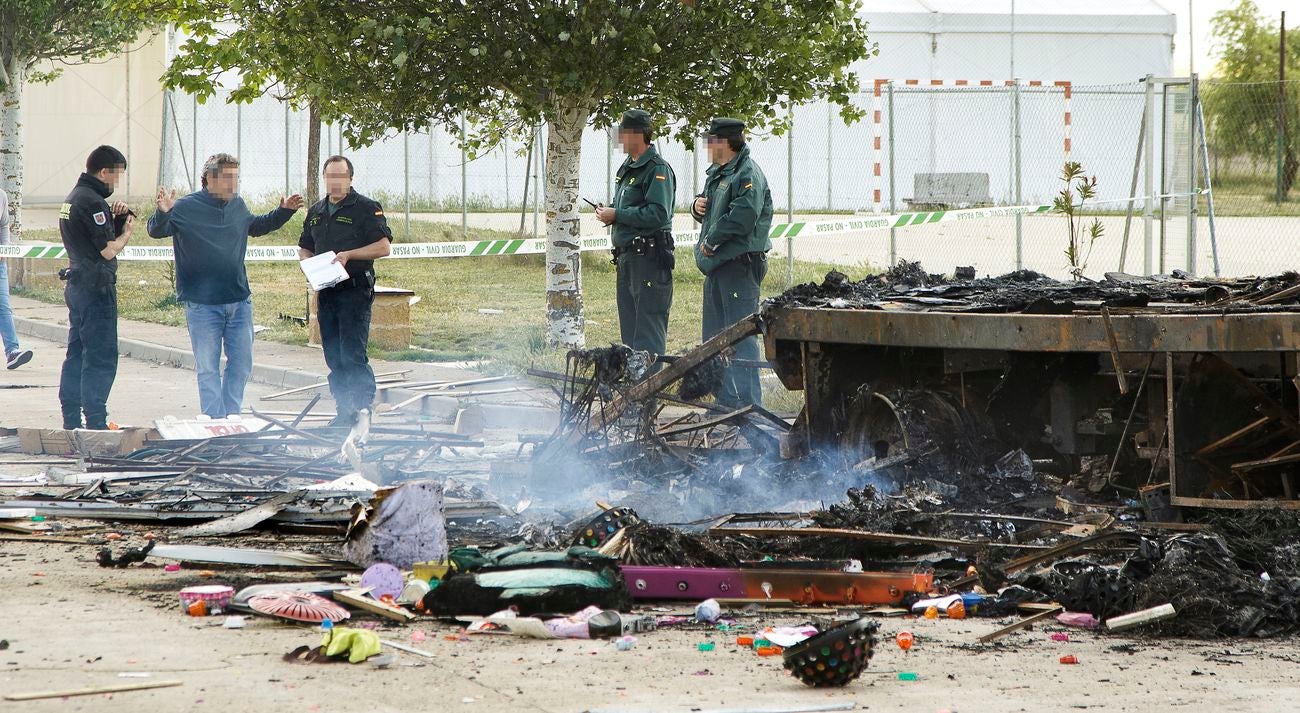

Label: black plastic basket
[782,617,880,687]
[572,507,642,549]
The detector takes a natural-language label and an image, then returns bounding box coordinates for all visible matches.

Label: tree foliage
[0,0,157,87]
[1203,0,1300,191]
[157,0,875,346]
[1,0,160,231]
[159,0,874,155]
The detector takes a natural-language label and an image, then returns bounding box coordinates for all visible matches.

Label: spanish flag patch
[375,210,384,216]
[744,183,753,189]
[655,174,666,181]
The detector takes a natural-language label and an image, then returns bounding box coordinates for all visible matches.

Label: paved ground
[0,533,1297,713]
[0,294,550,432]
[0,332,276,429]
[4,215,1300,713]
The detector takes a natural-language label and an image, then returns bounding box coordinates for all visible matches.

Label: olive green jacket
[611,145,676,249]
[692,145,773,275]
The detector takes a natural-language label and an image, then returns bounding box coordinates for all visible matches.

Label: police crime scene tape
[0,203,1055,262]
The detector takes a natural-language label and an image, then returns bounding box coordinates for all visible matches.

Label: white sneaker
[6,349,32,370]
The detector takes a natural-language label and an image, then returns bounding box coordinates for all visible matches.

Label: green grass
[18,215,859,377]
[1206,173,1300,217]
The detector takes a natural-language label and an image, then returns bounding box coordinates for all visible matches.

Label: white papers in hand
[300,251,350,291]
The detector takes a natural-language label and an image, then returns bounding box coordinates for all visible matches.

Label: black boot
[84,411,110,430]
[327,411,357,428]
[62,409,83,431]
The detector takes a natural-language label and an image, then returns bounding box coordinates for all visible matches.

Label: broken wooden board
[977,606,1064,643]
[335,588,416,622]
[4,680,183,701]
[708,525,1051,551]
[149,544,350,568]
[380,639,436,658]
[173,492,303,537]
[655,406,755,439]
[587,315,762,433]
[1105,603,1176,632]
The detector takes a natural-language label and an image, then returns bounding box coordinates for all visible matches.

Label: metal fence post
[460,113,468,239]
[1014,80,1023,271]
[887,81,897,267]
[786,105,795,288]
[403,130,411,238]
[1186,75,1198,275]
[236,102,242,162]
[502,139,511,209]
[533,125,542,238]
[1143,75,1155,275]
[284,103,291,194]
[191,94,198,188]
[825,105,833,211]
[692,137,699,198]
[428,121,435,206]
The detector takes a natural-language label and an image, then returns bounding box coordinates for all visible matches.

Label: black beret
[619,109,652,132]
[705,117,745,139]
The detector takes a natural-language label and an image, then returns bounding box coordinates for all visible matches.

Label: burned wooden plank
[656,407,755,439]
[1196,416,1272,457]
[977,606,1064,643]
[707,525,1050,551]
[1230,451,1300,473]
[149,544,349,568]
[173,492,304,537]
[1100,307,1129,394]
[587,315,762,433]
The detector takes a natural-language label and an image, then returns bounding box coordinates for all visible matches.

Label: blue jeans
[0,260,20,354]
[184,298,254,418]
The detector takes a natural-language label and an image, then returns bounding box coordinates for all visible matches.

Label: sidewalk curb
[12,315,548,430]
[13,315,326,390]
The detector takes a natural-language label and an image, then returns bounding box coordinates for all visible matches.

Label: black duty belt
[325,269,374,291]
[612,232,674,260]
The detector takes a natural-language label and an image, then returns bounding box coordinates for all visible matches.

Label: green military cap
[619,109,652,131]
[705,117,745,139]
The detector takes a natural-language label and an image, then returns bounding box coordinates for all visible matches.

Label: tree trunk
[1,60,26,236]
[305,101,321,205]
[543,98,590,349]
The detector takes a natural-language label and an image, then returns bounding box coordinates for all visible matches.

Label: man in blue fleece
[147,153,303,418]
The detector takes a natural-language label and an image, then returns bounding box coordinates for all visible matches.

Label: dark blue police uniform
[57,173,123,429]
[299,189,393,424]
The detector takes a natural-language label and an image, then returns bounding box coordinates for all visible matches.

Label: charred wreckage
[528,263,1300,638]
[8,264,1300,678]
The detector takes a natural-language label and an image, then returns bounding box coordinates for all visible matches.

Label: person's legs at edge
[219,298,255,418]
[184,301,227,418]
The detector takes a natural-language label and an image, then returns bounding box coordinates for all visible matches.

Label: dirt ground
[4,323,1300,712]
[3,526,1300,713]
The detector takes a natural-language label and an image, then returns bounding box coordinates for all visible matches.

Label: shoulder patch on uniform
[92,211,107,226]
[655,173,667,181]
[743,182,753,190]
[374,210,384,216]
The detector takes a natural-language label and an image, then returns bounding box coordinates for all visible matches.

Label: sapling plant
[1054,161,1105,281]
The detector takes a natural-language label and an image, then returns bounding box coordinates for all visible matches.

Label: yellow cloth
[320,627,382,663]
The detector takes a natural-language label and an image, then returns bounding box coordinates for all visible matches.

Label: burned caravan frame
[764,305,1300,513]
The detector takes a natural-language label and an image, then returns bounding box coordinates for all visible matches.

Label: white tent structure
[858,0,1175,84]
[153,2,1180,212]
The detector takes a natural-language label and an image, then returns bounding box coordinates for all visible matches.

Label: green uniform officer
[595,109,677,359]
[692,117,773,408]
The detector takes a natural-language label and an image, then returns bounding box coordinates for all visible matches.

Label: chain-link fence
[156,77,1300,282]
